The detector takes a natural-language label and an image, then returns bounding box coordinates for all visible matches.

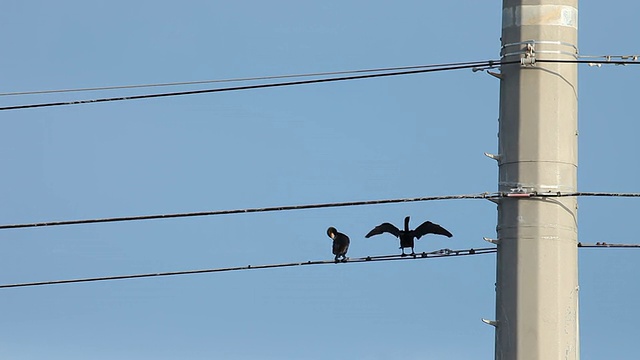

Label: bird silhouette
[327,227,350,262]
[365,216,452,256]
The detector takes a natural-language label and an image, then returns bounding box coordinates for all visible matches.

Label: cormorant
[327,227,350,262]
[365,216,452,256]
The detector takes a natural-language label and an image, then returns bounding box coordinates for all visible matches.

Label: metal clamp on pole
[521,57,536,66]
[522,43,536,66]
[502,40,578,68]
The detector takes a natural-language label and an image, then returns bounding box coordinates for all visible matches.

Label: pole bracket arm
[482,318,499,327]
[483,237,500,245]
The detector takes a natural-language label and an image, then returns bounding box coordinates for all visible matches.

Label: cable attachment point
[521,57,536,66]
[521,43,536,66]
[505,186,535,197]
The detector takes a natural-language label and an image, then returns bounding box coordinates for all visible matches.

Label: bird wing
[413,221,453,239]
[365,222,400,238]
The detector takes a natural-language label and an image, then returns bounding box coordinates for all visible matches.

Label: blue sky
[1,1,638,359]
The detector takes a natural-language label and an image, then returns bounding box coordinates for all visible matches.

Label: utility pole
[493,1,579,359]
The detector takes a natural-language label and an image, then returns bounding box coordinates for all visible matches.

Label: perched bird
[365,216,452,256]
[327,226,350,262]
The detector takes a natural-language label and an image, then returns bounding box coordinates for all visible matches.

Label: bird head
[404,216,411,231]
[327,227,337,239]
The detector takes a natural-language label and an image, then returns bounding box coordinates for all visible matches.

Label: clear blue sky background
[1,1,638,359]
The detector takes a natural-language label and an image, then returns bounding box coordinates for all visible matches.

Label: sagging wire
[0,60,511,111]
[1,192,639,231]
[1,242,636,289]
[0,193,499,230]
[2,57,636,111]
[0,60,494,97]
[0,247,496,289]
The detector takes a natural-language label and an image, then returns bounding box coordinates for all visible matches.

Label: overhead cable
[0,247,495,289]
[578,242,640,248]
[2,58,637,111]
[2,242,637,289]
[1,191,639,231]
[0,193,499,230]
[536,59,640,66]
[514,191,640,198]
[578,54,639,60]
[0,60,494,97]
[0,60,507,111]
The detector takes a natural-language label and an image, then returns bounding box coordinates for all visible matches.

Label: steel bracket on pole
[482,318,498,327]
[484,152,502,162]
[483,237,500,245]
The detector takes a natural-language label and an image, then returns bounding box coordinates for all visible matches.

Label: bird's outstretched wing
[413,221,453,239]
[365,223,401,238]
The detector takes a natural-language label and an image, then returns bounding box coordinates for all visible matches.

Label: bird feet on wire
[334,256,348,263]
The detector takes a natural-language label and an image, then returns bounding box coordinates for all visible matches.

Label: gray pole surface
[495,1,579,359]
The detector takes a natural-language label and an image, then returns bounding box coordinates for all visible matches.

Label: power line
[1,242,636,289]
[0,247,495,289]
[515,191,640,198]
[0,60,507,111]
[2,58,635,99]
[0,193,499,230]
[0,60,495,97]
[578,242,640,248]
[578,54,639,61]
[1,191,639,231]
[2,59,636,112]
[536,59,640,66]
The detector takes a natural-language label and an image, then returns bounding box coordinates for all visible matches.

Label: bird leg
[400,248,407,257]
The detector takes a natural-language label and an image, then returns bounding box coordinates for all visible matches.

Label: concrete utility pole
[494,1,579,359]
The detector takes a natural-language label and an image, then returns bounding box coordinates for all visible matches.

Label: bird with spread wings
[365,216,452,256]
